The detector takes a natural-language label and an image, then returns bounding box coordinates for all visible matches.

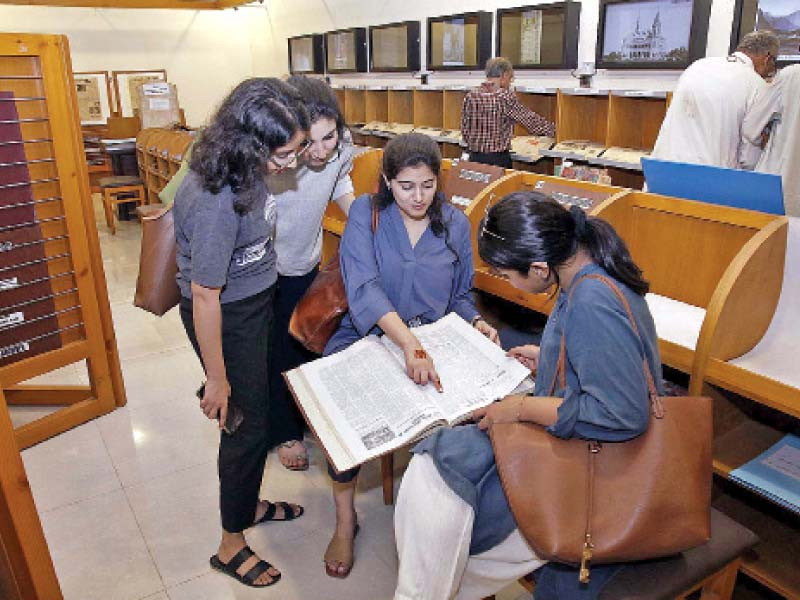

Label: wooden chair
[483,509,757,600]
[99,175,146,234]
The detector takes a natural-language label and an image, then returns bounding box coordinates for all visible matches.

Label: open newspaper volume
[285,313,531,473]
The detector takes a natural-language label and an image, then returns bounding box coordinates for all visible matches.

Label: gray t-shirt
[267,143,354,276]
[174,170,278,304]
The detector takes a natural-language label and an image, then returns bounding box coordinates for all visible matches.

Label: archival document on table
[285,313,531,473]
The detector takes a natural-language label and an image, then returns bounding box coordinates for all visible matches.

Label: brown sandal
[323,523,360,578]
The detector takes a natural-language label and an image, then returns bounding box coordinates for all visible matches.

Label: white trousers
[394,454,546,600]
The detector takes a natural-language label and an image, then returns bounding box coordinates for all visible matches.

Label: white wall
[0,5,257,126]
[0,0,743,124]
[250,0,742,91]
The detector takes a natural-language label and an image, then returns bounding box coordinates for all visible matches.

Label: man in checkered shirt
[461,57,555,168]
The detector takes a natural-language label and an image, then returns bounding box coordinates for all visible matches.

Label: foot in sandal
[211,543,280,588]
[324,519,360,578]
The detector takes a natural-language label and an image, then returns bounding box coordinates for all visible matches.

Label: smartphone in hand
[196,383,244,434]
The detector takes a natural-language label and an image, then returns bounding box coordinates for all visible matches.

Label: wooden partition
[0,33,126,449]
[593,192,786,373]
[387,89,413,124]
[365,89,388,123]
[0,386,63,600]
[413,89,444,128]
[467,172,628,312]
[334,87,346,117]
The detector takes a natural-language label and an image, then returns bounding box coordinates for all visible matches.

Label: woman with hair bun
[393,191,663,600]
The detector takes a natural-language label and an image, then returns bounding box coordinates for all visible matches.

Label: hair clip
[480,194,507,241]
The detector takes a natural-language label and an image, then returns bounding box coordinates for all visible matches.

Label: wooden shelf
[413,89,443,128]
[365,89,388,123]
[344,88,366,124]
[515,91,557,137]
[712,419,785,478]
[556,90,608,144]
[443,89,465,131]
[713,480,800,599]
[388,89,413,124]
[607,93,666,151]
[334,88,346,117]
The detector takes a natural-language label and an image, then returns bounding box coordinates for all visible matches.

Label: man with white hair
[651,31,780,169]
[745,63,800,216]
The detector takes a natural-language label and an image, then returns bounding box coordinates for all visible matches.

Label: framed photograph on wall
[112,70,167,117]
[288,34,325,74]
[427,11,493,71]
[73,71,113,125]
[731,0,800,64]
[369,20,421,72]
[325,28,368,73]
[496,2,581,69]
[596,0,711,69]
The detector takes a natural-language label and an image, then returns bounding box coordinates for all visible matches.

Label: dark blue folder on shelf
[642,157,785,215]
[729,434,800,514]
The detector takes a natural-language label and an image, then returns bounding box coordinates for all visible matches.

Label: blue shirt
[324,193,478,355]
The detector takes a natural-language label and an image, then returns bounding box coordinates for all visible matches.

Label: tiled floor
[12,198,530,600]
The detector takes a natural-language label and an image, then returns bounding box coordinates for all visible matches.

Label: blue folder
[642,157,785,215]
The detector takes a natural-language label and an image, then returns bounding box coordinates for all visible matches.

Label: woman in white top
[267,75,355,470]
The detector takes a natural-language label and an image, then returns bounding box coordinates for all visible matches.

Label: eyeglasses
[269,139,312,169]
[480,194,506,241]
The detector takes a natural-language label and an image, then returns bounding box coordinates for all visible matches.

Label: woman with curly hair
[322,133,499,579]
[173,77,309,589]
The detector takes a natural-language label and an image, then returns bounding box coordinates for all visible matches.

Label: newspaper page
[520,10,543,65]
[382,313,531,423]
[288,336,446,471]
[75,75,103,124]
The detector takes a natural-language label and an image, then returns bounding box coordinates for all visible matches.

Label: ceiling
[0,0,254,8]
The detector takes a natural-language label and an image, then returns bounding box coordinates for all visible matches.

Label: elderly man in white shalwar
[651,31,779,169]
[741,64,800,216]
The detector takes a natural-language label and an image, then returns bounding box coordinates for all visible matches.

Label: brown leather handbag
[490,274,712,582]
[134,206,181,316]
[289,202,379,354]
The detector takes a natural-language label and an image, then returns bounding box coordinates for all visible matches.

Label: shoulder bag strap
[548,273,661,415]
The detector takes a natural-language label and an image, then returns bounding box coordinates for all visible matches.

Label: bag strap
[371,199,380,234]
[547,273,662,417]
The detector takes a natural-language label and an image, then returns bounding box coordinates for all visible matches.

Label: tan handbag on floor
[289,202,379,354]
[490,274,712,582]
[134,206,181,316]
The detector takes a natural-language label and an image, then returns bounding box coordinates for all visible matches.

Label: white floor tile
[120,346,204,412]
[40,489,164,600]
[96,397,220,488]
[21,421,121,512]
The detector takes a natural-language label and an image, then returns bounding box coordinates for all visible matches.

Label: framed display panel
[369,20,421,72]
[730,0,800,64]
[112,69,166,117]
[288,34,324,74]
[325,28,368,73]
[596,0,711,69]
[497,2,581,69]
[1,33,126,449]
[427,11,493,71]
[72,71,112,125]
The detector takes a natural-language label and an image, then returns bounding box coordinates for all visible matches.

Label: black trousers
[267,269,319,446]
[468,150,513,169]
[180,286,275,533]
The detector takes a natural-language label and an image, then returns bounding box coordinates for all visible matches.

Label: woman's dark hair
[375,134,455,255]
[286,74,345,139]
[190,77,309,212]
[478,191,649,295]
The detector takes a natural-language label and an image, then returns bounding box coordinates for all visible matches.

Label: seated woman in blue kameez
[322,133,499,579]
[393,191,663,600]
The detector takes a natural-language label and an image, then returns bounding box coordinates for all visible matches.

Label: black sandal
[210,545,280,588]
[254,500,304,525]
